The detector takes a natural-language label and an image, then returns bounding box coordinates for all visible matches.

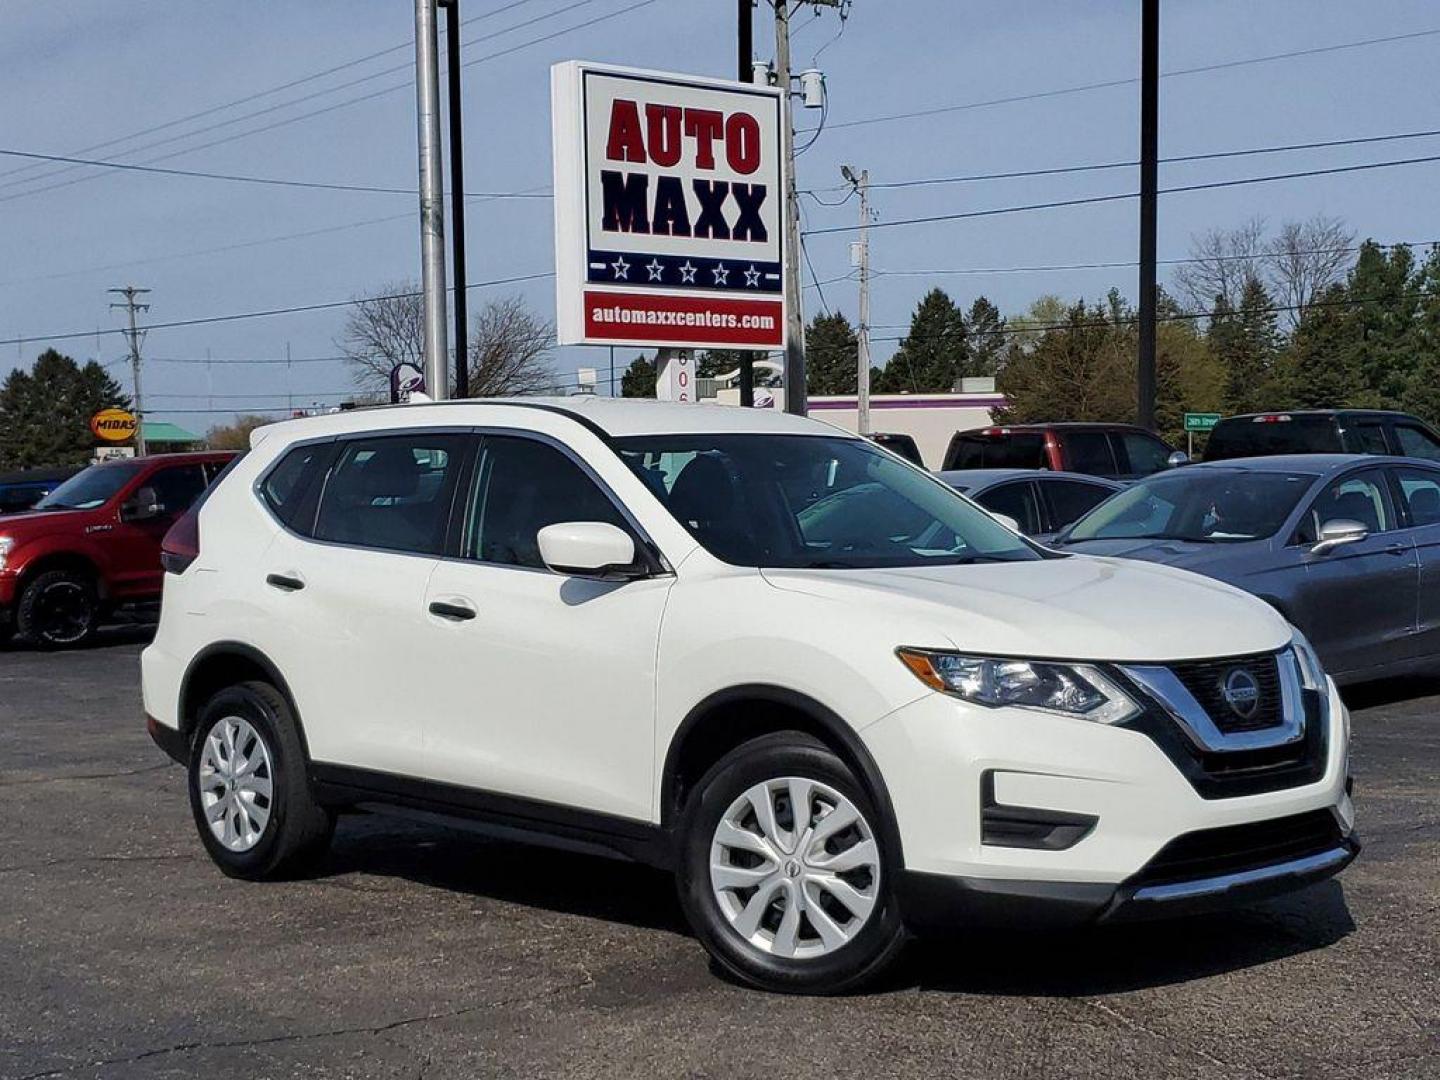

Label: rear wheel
[676,733,906,994]
[16,569,98,648]
[188,681,334,880]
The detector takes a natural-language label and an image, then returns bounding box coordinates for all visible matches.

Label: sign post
[551,62,786,364]
[1183,412,1221,458]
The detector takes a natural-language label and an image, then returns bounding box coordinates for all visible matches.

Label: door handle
[428,600,477,621]
[266,573,305,592]
[1384,543,1410,556]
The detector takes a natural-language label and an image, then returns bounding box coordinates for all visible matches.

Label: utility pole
[109,286,150,457]
[843,166,872,436]
[736,0,755,408]
[1137,0,1159,430]
[413,0,450,399]
[772,0,807,416]
[439,0,468,397]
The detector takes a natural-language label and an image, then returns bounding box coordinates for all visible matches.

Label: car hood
[761,554,1289,662]
[1054,536,1255,568]
[0,506,93,535]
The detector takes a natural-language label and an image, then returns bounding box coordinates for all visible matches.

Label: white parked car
[142,399,1357,993]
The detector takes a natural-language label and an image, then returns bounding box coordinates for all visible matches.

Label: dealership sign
[90,407,137,442]
[551,61,786,350]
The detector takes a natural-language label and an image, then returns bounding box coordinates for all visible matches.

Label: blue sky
[2,0,1438,429]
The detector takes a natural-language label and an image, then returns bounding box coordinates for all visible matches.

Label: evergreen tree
[965,296,1006,376]
[1210,277,1281,414]
[1346,241,1420,403]
[694,349,746,379]
[804,311,859,395]
[620,353,656,398]
[1277,284,1374,408]
[995,301,1132,423]
[1400,247,1440,424]
[874,288,968,392]
[0,349,130,469]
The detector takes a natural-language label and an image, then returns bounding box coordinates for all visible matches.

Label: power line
[0,0,550,186]
[0,147,552,197]
[0,272,555,347]
[819,128,1440,194]
[0,0,654,204]
[818,27,1440,133]
[803,153,1440,236]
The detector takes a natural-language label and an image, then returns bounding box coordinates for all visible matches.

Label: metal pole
[774,0,807,415]
[1137,0,1159,430]
[109,286,150,457]
[856,169,871,436]
[414,0,450,399]
[737,0,756,408]
[440,0,468,398]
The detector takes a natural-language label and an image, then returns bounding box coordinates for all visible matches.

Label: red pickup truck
[0,451,236,648]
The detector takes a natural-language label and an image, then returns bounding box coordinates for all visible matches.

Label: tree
[1345,241,1420,403]
[965,297,1006,376]
[1173,217,1266,313]
[340,284,555,397]
[1265,215,1355,328]
[1210,277,1281,414]
[620,353,656,398]
[1276,284,1373,408]
[994,301,1133,424]
[804,311,858,395]
[0,349,130,469]
[874,288,968,392]
[206,414,273,451]
[1402,246,1440,424]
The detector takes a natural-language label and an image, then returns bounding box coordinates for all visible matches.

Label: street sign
[1184,412,1222,432]
[551,61,786,351]
[90,407,137,442]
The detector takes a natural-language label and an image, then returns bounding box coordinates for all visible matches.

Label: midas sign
[552,62,785,350]
[90,407,137,442]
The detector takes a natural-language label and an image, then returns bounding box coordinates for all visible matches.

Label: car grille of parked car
[1167,652,1283,734]
[1127,809,1343,889]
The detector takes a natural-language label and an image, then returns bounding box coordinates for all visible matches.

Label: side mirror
[1167,451,1190,468]
[120,486,162,523]
[537,521,644,580]
[1311,518,1367,556]
[991,512,1022,533]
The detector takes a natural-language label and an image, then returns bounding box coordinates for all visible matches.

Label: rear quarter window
[260,443,331,534]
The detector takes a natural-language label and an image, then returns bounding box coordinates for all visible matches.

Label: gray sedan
[1057,454,1440,684]
[939,469,1122,542]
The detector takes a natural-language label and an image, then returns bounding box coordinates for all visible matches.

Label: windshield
[34,462,144,510]
[614,434,1039,569]
[1065,469,1315,544]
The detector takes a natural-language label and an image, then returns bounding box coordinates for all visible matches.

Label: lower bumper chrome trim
[1131,845,1353,903]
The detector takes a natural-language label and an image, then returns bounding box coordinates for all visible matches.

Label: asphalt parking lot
[1,634,1436,1080]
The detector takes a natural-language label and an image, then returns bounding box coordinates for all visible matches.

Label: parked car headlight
[896,648,1140,724]
[0,537,12,572]
[1290,629,1327,691]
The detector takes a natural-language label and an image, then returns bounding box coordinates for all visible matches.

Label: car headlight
[0,537,12,572]
[897,648,1140,724]
[1289,628,1327,691]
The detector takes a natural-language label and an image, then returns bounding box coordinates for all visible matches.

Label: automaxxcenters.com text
[590,305,775,331]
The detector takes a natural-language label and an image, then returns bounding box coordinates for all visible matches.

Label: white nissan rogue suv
[142,398,1356,993]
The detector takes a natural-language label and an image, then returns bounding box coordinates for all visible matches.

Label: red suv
[942,423,1180,480]
[0,451,236,648]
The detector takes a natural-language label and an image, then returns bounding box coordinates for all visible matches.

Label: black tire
[187,681,334,880]
[15,569,98,648]
[676,732,907,994]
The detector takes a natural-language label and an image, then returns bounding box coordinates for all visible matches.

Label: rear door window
[1063,431,1119,477]
[314,434,466,555]
[1348,421,1390,455]
[973,481,1042,535]
[1394,424,1440,462]
[1042,479,1116,531]
[1393,467,1440,527]
[1115,432,1171,477]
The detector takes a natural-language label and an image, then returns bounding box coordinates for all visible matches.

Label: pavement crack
[0,762,174,788]
[0,852,196,875]
[14,972,597,1079]
[1077,998,1272,1079]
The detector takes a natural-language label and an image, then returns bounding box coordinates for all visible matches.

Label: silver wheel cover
[709,776,881,960]
[198,716,274,853]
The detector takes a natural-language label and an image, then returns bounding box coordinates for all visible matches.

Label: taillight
[161,506,201,574]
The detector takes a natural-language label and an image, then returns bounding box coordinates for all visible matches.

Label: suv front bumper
[863,674,1354,929]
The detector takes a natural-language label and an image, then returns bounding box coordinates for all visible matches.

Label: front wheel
[16,569,98,648]
[676,733,907,994]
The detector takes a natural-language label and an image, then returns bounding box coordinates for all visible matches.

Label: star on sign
[611,256,630,280]
[645,259,665,282]
[678,261,698,284]
[743,265,761,287]
[712,263,731,285]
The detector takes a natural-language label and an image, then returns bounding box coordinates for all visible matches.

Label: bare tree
[1172,217,1266,312]
[1264,215,1355,329]
[339,284,555,397]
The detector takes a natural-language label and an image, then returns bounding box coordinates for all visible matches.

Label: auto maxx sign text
[552,61,786,350]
